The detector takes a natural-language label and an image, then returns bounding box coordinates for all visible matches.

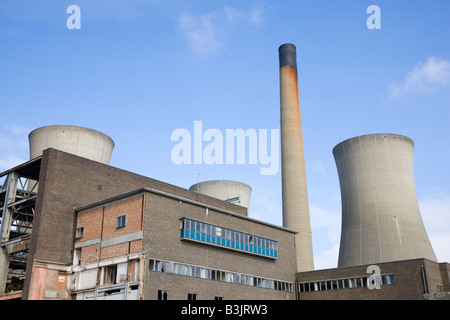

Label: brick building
[1,147,449,300]
[296,258,450,300]
[72,187,297,300]
[1,148,296,300]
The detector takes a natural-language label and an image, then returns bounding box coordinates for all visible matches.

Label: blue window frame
[117,215,126,228]
[180,218,278,259]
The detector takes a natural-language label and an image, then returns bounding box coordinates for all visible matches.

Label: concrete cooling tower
[333,133,437,267]
[189,180,251,210]
[27,125,114,191]
[28,125,115,164]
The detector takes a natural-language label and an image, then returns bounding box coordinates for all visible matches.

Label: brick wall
[23,148,248,299]
[296,258,447,300]
[142,191,297,300]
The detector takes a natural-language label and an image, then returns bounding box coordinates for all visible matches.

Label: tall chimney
[279,43,314,272]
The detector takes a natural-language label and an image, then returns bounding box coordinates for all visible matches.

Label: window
[73,248,81,265]
[117,215,126,228]
[148,259,293,293]
[103,265,117,285]
[158,290,168,300]
[188,293,197,300]
[215,296,223,300]
[331,280,339,290]
[180,218,278,259]
[355,278,363,288]
[437,284,443,293]
[382,274,395,285]
[298,273,396,293]
[75,227,84,238]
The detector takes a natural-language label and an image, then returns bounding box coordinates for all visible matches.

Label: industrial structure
[0,44,449,300]
[294,133,448,300]
[333,134,437,267]
[0,144,296,300]
[296,257,450,300]
[28,125,115,165]
[189,180,252,209]
[278,44,314,272]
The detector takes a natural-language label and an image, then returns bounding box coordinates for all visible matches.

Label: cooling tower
[28,125,115,163]
[333,134,437,267]
[189,180,251,210]
[27,125,114,192]
[279,43,314,272]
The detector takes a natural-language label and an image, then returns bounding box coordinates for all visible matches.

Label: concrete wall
[28,125,114,164]
[189,180,252,210]
[333,134,437,267]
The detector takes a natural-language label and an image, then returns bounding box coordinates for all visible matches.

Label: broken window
[103,265,117,285]
[158,290,168,300]
[188,293,197,300]
[73,248,81,265]
[75,227,84,238]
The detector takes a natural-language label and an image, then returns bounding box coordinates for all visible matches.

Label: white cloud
[420,193,450,263]
[178,12,223,57]
[178,3,269,57]
[223,6,245,24]
[248,2,269,27]
[388,57,450,98]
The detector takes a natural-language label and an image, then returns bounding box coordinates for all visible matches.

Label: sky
[0,0,449,270]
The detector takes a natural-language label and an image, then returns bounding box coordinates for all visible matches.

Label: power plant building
[1,44,449,301]
[0,145,296,300]
[296,133,448,300]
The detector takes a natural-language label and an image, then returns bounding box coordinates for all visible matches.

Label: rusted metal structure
[0,157,40,294]
[279,44,314,272]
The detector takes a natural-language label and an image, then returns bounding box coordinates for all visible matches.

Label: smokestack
[333,134,437,267]
[279,43,314,272]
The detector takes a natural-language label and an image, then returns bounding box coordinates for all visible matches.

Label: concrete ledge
[424,292,450,300]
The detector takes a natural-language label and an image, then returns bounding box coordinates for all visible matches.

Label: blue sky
[1,0,449,269]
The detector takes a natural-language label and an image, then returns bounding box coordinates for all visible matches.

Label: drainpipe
[420,265,428,294]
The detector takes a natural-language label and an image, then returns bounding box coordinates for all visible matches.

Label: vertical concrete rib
[279,44,314,272]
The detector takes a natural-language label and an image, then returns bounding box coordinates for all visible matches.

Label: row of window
[180,218,278,258]
[149,259,293,293]
[299,274,395,293]
[157,290,223,300]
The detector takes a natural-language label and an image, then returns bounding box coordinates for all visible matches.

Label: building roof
[74,186,298,234]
